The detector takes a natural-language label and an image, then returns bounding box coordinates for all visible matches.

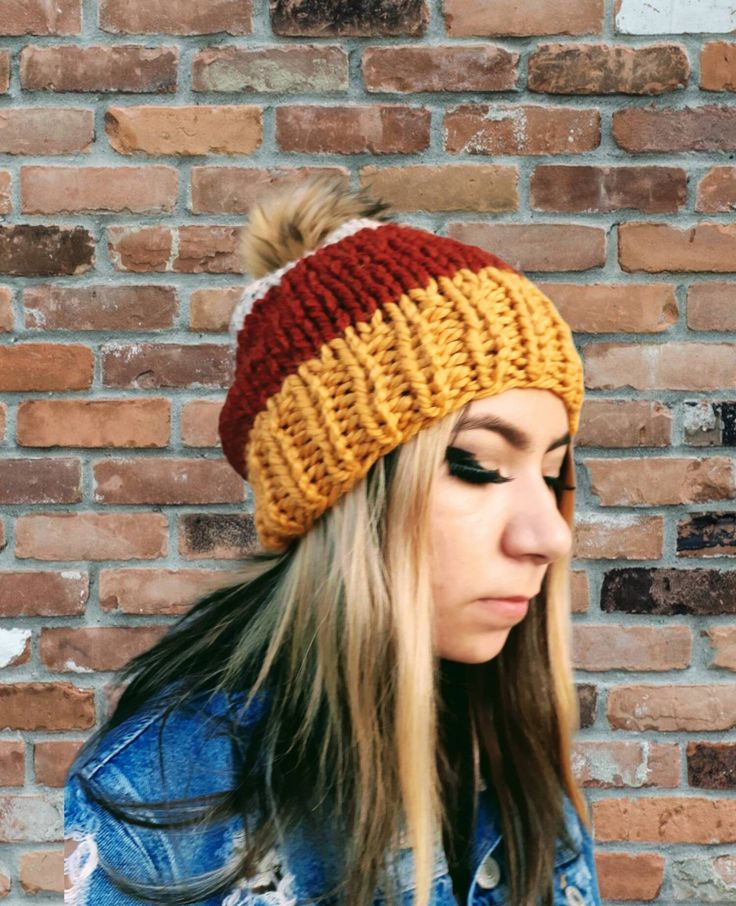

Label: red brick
[102,343,233,388]
[21,165,178,214]
[0,286,12,332]
[34,740,83,786]
[100,0,252,35]
[585,455,734,506]
[271,0,428,36]
[0,53,9,93]
[443,0,603,36]
[0,870,8,896]
[190,166,346,214]
[570,570,589,614]
[696,166,736,212]
[573,514,663,560]
[575,400,671,448]
[620,223,736,272]
[0,741,24,786]
[573,624,691,671]
[613,104,736,151]
[700,42,736,91]
[0,571,88,617]
[24,284,178,331]
[20,45,177,92]
[531,165,686,213]
[0,0,81,35]
[189,286,243,333]
[15,513,168,561]
[19,850,63,894]
[529,43,688,94]
[0,682,94,731]
[708,626,736,670]
[17,399,170,448]
[175,225,246,273]
[447,222,605,271]
[363,45,517,92]
[585,342,736,391]
[276,105,430,154]
[181,400,223,445]
[0,343,92,391]
[0,108,93,154]
[539,282,677,333]
[106,105,262,155]
[444,105,600,155]
[94,458,244,504]
[573,741,679,788]
[99,567,227,614]
[107,225,247,273]
[608,685,736,732]
[189,287,245,329]
[359,164,517,212]
[40,626,167,672]
[595,852,665,900]
[593,796,736,843]
[0,458,80,505]
[0,171,11,214]
[193,45,347,92]
[107,225,171,272]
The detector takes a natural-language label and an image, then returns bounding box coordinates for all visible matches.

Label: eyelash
[445,446,576,495]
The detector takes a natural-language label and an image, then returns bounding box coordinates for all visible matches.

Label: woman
[64,176,601,906]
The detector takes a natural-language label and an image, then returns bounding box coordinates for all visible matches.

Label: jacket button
[564,885,586,906]
[476,854,501,889]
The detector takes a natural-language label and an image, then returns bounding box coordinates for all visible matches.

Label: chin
[438,630,511,665]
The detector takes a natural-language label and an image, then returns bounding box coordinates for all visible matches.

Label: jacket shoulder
[69,686,266,804]
[64,687,268,903]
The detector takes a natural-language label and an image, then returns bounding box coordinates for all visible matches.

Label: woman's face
[428,388,573,664]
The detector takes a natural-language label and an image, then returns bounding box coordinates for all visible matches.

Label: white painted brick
[616,0,736,34]
[0,628,31,668]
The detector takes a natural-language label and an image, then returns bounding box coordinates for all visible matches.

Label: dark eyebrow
[453,414,570,454]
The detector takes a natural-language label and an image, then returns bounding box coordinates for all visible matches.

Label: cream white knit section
[228,218,384,336]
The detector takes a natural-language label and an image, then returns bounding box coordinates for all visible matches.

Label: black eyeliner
[445,446,575,494]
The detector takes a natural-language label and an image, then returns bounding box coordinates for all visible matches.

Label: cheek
[428,481,500,592]
[430,480,499,539]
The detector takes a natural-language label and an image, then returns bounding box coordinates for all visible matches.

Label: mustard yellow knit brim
[244,265,584,550]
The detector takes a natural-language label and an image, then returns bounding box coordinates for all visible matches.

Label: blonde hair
[69,399,585,906]
[220,399,585,905]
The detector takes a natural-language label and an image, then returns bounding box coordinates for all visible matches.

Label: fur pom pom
[242,175,393,279]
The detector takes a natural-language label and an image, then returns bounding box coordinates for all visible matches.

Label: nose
[500,478,573,565]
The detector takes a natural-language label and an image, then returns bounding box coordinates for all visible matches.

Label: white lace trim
[228,217,384,336]
[64,832,98,905]
[222,845,297,906]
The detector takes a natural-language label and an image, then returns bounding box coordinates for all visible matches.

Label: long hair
[67,401,587,906]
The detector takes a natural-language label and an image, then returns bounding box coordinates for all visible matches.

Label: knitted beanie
[219,176,584,552]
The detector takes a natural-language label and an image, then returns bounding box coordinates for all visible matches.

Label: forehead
[457,389,570,452]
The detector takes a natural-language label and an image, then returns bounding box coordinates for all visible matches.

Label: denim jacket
[64,688,602,906]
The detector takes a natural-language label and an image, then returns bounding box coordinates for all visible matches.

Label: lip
[476,597,530,620]
[484,595,530,603]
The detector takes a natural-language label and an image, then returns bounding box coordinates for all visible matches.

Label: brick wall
[0,0,735,902]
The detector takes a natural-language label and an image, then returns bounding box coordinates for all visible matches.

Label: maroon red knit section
[219,223,516,478]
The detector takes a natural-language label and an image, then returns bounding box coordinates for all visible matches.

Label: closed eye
[445,446,575,495]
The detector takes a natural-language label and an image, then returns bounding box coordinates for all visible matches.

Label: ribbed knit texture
[219,222,584,550]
